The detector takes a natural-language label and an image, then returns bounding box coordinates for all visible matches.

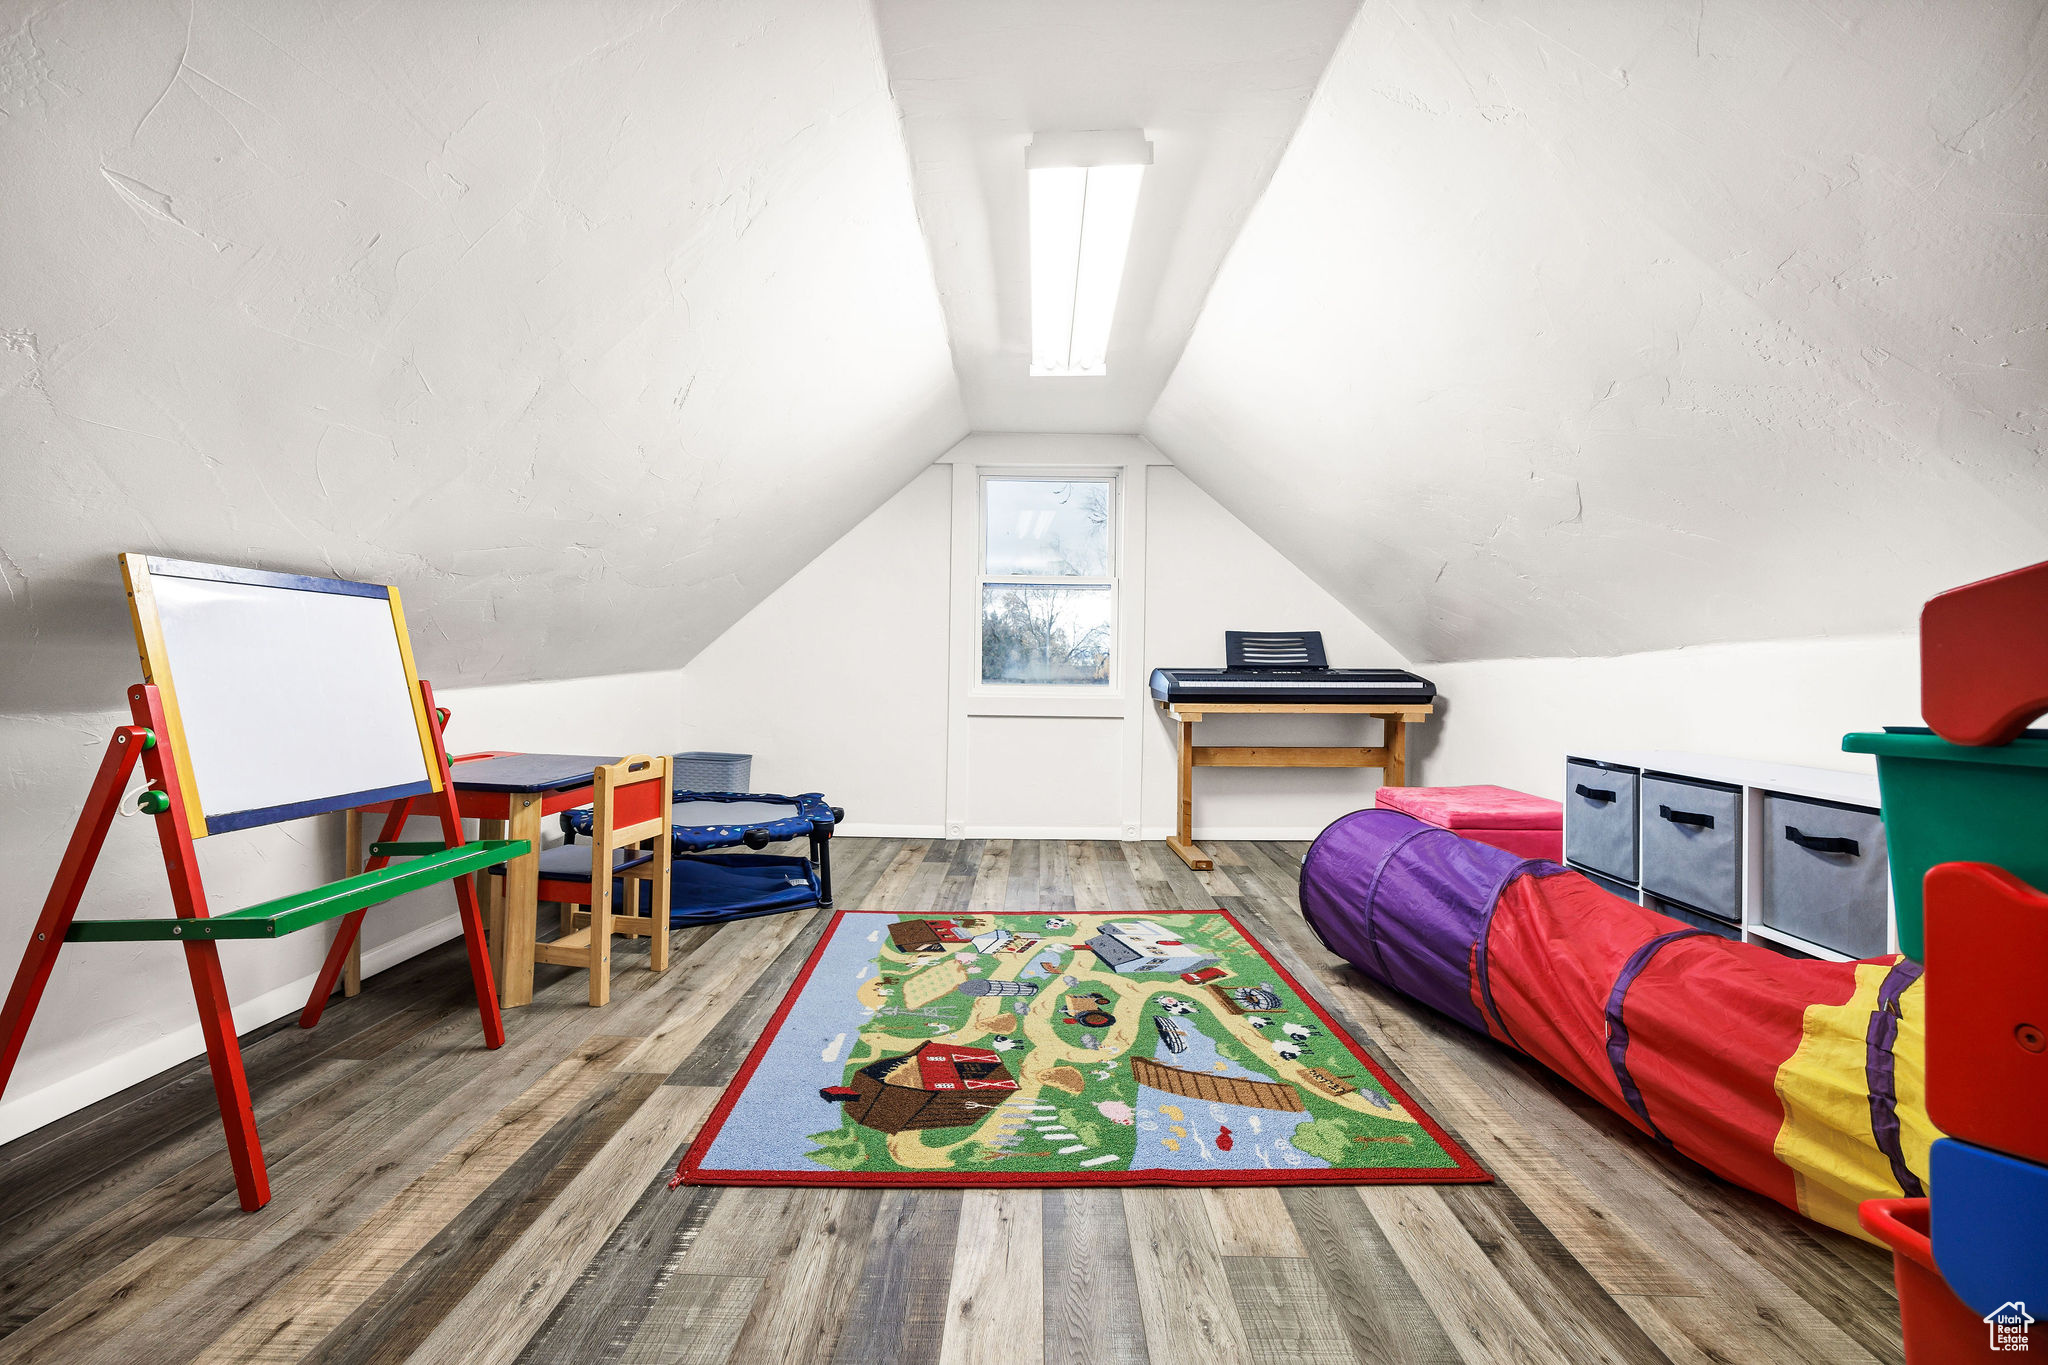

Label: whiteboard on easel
[121,555,441,836]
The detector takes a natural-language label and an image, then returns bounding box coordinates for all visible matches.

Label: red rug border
[676,908,1492,1188]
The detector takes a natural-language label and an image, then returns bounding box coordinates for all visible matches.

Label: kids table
[344,752,618,1008]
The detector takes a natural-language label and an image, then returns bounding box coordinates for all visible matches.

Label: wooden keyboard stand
[1157,701,1435,870]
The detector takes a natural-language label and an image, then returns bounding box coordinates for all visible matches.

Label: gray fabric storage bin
[1759,794,1890,958]
[1564,759,1638,883]
[1639,774,1742,922]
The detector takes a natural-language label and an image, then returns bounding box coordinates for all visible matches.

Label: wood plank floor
[0,839,1905,1365]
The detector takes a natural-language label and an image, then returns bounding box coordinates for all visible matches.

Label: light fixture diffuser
[1028,133,1151,377]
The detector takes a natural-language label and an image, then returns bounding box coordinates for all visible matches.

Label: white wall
[1139,466,1413,837]
[673,441,1411,840]
[675,467,953,834]
[0,667,684,1145]
[1414,635,1920,801]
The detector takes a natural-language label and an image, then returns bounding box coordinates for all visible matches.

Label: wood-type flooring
[0,838,1905,1364]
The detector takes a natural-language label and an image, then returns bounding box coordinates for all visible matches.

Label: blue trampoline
[558,790,844,925]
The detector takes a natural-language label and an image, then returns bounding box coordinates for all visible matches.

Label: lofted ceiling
[874,0,1359,432]
[1145,0,2048,662]
[0,0,964,712]
[4,0,2044,709]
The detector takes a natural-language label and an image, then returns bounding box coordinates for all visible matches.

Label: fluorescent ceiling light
[1028,133,1150,378]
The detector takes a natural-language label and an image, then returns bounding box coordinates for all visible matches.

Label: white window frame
[942,436,1167,840]
[974,471,1120,697]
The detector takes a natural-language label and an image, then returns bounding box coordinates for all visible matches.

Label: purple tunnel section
[1299,809,1555,1035]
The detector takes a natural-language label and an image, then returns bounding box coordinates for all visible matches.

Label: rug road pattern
[687,910,1479,1183]
[0,837,1906,1364]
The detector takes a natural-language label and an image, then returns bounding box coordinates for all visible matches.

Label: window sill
[965,690,1128,719]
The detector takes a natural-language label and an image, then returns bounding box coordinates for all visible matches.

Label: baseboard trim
[836,825,1329,843]
[961,825,1125,840]
[0,914,464,1148]
[1140,826,1329,842]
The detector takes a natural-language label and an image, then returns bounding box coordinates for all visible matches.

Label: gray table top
[444,753,620,793]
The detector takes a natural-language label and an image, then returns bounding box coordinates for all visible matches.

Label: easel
[0,558,525,1212]
[1158,700,1434,870]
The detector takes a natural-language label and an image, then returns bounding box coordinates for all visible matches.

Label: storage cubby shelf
[1564,750,1894,962]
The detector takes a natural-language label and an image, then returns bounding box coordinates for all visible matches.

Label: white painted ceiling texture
[1145,0,2048,662]
[0,0,964,711]
[875,0,1361,432]
[6,0,2044,709]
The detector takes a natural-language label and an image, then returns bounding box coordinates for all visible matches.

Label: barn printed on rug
[677,910,1487,1186]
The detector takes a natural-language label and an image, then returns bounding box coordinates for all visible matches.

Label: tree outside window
[980,478,1114,686]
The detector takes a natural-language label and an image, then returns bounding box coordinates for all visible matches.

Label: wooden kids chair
[529,754,672,1005]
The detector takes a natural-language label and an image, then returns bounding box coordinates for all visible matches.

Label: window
[979,476,1115,686]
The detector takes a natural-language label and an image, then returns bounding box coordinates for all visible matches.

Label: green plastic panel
[65,839,529,943]
[1841,729,2048,960]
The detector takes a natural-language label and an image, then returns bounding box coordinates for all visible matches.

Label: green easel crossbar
[66,839,530,943]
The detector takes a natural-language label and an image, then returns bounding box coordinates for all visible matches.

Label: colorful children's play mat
[676,910,1487,1187]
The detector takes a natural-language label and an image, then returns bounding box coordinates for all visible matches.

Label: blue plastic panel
[1930,1138,2048,1317]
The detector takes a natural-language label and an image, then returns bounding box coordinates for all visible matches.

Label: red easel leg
[420,681,505,1050]
[178,939,269,1209]
[299,800,415,1029]
[0,726,147,1101]
[298,910,368,1030]
[449,871,505,1050]
[132,684,270,1211]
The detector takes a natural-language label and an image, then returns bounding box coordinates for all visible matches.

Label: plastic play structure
[0,556,519,1211]
[1300,807,1936,1239]
[1850,559,2048,1361]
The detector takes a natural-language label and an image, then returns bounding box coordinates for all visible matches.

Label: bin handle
[1857,1198,1935,1271]
[1574,783,1615,803]
[1786,826,1859,857]
[1658,805,1715,830]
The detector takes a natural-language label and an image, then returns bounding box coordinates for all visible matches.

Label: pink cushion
[1457,827,1563,862]
[1374,784,1562,831]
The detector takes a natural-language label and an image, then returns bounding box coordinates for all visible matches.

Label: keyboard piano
[1148,632,1438,871]
[1150,631,1434,705]
[1149,667,1435,706]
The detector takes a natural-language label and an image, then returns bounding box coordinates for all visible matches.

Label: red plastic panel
[1924,861,2048,1163]
[611,776,666,830]
[1922,559,2048,746]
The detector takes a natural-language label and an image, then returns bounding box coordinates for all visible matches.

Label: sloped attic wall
[1146,0,2048,663]
[0,0,964,713]
[0,0,962,1141]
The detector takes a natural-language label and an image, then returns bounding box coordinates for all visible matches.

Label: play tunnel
[1300,809,1939,1240]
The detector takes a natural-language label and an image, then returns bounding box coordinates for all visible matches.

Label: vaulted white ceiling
[875,0,1359,432]
[1145,0,2048,661]
[0,0,963,711]
[4,0,2044,705]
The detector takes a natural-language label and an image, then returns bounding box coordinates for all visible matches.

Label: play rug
[675,910,1488,1187]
